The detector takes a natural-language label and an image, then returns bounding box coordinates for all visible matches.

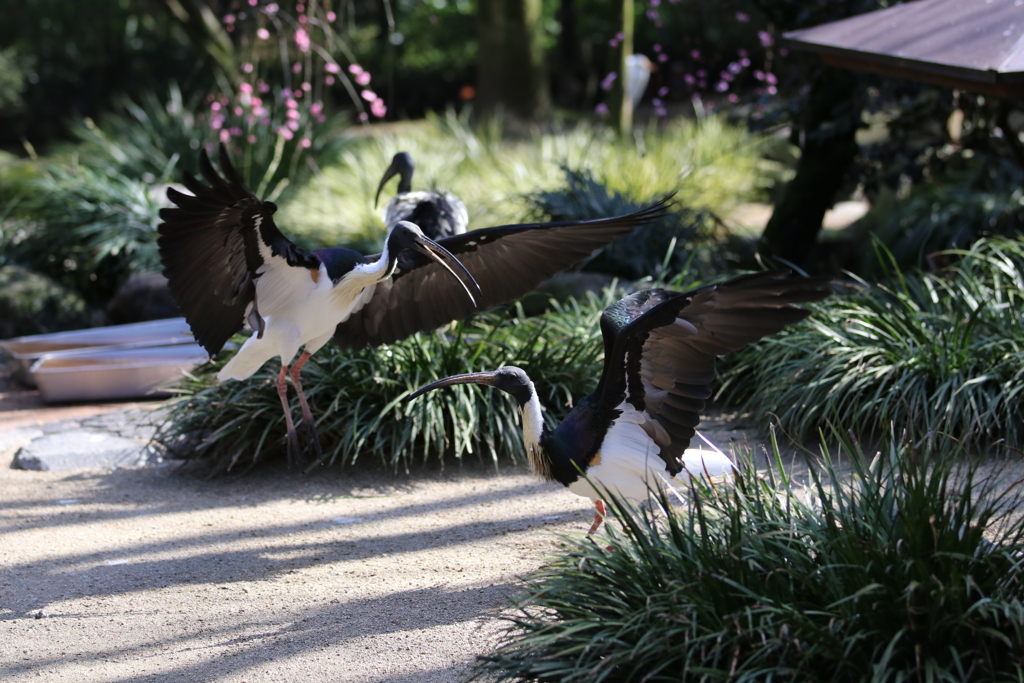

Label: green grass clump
[718,237,1024,452]
[153,295,616,474]
[278,111,770,250]
[477,429,1024,681]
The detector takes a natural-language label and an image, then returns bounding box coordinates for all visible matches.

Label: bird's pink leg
[277,363,302,465]
[288,351,322,460]
[587,500,607,535]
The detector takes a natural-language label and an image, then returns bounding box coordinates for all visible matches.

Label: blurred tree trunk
[758,68,859,268]
[611,0,633,136]
[477,0,549,125]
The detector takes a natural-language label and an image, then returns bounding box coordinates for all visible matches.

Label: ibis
[375,151,468,240]
[159,145,672,462]
[409,271,832,533]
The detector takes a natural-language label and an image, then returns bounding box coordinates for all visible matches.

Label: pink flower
[326,11,336,21]
[325,62,340,74]
[258,81,270,93]
[361,89,377,102]
[316,114,326,123]
[684,74,696,86]
[349,64,364,76]
[292,62,302,74]
[758,31,773,48]
[715,81,729,92]
[257,28,270,40]
[248,0,257,6]
[754,70,765,81]
[740,58,750,67]
[296,3,304,11]
[266,3,278,14]
[301,82,311,92]
[370,99,387,117]
[286,119,300,131]
[234,106,243,116]
[658,86,669,96]
[358,112,369,122]
[766,72,777,85]
[210,116,224,130]
[298,14,307,24]
[600,72,617,91]
[250,96,262,106]
[767,85,777,95]
[286,98,298,109]
[658,54,668,63]
[278,127,294,140]
[210,101,222,111]
[252,106,267,117]
[356,72,371,86]
[286,109,300,120]
[728,62,742,75]
[299,138,312,148]
[230,127,241,136]
[690,49,701,60]
[223,14,236,24]
[728,94,739,103]
[310,102,323,115]
[595,103,609,115]
[295,28,310,52]
[653,44,662,53]
[242,63,254,73]
[655,106,667,117]
[735,12,749,22]
[325,75,335,85]
[220,129,230,143]
[240,82,253,94]
[248,134,257,144]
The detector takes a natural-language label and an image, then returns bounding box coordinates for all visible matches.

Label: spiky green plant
[152,294,620,474]
[718,237,1024,451]
[525,166,722,281]
[476,427,1024,681]
[2,160,165,302]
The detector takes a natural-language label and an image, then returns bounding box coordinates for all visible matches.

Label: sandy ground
[0,376,763,683]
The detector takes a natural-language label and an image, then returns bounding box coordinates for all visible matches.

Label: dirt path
[0,372,769,682]
[1,445,608,682]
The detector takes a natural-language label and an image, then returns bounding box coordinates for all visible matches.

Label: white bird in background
[625,54,657,109]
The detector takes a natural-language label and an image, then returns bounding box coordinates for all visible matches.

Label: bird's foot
[300,417,324,463]
[285,428,305,469]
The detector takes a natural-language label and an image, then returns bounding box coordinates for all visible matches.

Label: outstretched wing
[597,271,832,474]
[157,145,319,357]
[333,197,673,349]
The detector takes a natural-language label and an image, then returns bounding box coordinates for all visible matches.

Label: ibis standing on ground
[159,145,672,462]
[409,271,832,533]
[375,151,468,240]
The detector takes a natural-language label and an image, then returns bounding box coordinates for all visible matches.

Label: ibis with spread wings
[409,271,832,533]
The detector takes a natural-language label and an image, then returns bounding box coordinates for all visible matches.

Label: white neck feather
[519,388,549,479]
[347,241,394,286]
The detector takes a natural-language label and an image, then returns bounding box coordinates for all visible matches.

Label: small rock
[13,430,149,471]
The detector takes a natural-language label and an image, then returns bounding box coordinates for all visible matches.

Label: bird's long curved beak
[409,371,504,400]
[374,158,401,208]
[410,234,482,306]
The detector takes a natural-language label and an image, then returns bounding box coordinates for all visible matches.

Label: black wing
[597,271,832,474]
[333,197,673,349]
[157,145,319,357]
